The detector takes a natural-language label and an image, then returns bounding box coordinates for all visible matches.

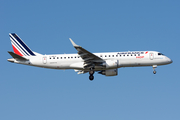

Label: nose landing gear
[152,65,157,74]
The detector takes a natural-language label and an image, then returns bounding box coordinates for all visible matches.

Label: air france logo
[117,51,144,55]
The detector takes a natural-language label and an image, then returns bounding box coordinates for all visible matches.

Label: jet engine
[98,69,118,76]
[100,60,119,69]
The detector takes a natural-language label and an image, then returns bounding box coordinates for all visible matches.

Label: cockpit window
[158,53,164,55]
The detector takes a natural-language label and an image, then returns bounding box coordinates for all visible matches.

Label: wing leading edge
[69,38,104,68]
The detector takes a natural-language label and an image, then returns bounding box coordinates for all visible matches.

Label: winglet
[69,38,79,47]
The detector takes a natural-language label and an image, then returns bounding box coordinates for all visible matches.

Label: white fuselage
[7,33,173,80]
[14,51,172,71]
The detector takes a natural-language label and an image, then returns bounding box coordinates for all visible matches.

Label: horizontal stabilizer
[8,51,28,61]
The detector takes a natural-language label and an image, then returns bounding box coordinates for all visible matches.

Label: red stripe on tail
[12,45,23,56]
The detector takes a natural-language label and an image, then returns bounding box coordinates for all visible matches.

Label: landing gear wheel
[89,67,94,75]
[89,70,94,75]
[89,67,94,80]
[152,65,157,74]
[89,75,94,81]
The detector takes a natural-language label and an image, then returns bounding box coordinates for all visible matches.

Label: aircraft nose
[170,59,173,63]
[166,57,173,64]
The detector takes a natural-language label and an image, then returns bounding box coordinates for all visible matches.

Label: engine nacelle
[98,69,118,76]
[103,60,119,69]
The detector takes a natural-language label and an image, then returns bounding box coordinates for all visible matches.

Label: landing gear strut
[152,65,157,74]
[89,67,94,81]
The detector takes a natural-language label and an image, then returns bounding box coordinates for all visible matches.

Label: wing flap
[74,69,88,74]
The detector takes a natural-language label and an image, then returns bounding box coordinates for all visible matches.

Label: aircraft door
[43,56,47,64]
[149,53,154,60]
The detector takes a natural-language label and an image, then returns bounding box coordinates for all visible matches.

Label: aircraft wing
[69,38,105,68]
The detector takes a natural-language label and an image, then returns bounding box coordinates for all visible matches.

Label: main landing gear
[152,65,157,74]
[89,68,94,81]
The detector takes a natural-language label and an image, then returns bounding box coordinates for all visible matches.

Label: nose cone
[169,59,173,64]
[166,57,173,64]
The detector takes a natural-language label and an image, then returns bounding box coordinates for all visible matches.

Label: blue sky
[1,0,180,120]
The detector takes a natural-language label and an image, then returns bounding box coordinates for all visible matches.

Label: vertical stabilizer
[9,33,36,56]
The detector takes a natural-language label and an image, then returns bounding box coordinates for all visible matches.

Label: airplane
[7,33,172,80]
